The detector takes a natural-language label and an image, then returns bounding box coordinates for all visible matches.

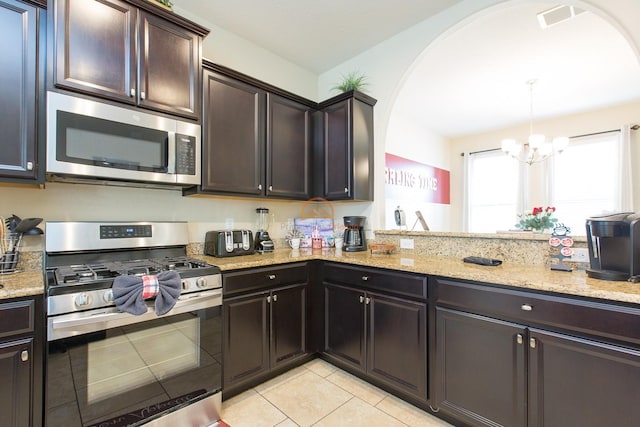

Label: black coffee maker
[585,212,640,281]
[343,216,367,252]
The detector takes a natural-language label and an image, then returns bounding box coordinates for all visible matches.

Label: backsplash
[373,230,588,266]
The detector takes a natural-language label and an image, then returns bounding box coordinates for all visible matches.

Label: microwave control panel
[175,134,196,175]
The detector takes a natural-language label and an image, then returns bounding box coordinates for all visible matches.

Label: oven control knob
[103,290,114,303]
[196,278,208,288]
[75,293,92,308]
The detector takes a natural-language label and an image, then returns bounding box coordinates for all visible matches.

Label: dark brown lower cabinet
[436,307,526,427]
[0,297,42,427]
[528,329,640,427]
[324,283,427,400]
[223,283,307,396]
[436,307,640,427]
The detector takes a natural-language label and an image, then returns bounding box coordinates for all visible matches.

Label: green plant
[155,0,173,8]
[516,206,559,231]
[331,71,369,93]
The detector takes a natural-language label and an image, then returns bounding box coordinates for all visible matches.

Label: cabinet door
[201,70,265,195]
[0,0,39,181]
[436,307,526,427]
[368,292,427,400]
[55,0,136,103]
[323,284,366,372]
[138,11,200,119]
[223,292,269,388]
[321,99,351,200]
[0,338,33,427]
[270,284,307,368]
[528,329,640,427]
[266,94,312,199]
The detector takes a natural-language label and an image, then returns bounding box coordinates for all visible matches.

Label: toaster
[205,230,255,257]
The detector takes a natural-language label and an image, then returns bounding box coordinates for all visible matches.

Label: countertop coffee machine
[343,216,367,252]
[585,212,640,281]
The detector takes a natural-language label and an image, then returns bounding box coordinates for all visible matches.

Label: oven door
[45,290,222,427]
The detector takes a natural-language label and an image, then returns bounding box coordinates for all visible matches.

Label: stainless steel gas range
[44,221,222,427]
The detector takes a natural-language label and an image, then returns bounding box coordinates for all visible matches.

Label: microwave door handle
[167,131,176,174]
[49,290,222,339]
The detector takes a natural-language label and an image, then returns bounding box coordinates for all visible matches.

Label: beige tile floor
[221,359,454,427]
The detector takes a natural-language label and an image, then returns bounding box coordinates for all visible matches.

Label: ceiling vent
[537,5,586,29]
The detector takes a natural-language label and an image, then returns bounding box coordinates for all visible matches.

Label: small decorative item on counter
[516,206,559,232]
[549,223,573,272]
[311,226,323,249]
[369,244,396,255]
[285,228,305,247]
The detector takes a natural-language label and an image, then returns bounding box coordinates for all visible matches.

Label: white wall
[449,100,640,230]
[384,113,451,231]
[317,0,640,231]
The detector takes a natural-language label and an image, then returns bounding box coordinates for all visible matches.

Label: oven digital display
[100,224,152,239]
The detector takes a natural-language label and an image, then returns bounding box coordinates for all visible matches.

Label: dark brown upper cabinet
[314,90,376,201]
[53,0,208,120]
[0,0,45,183]
[192,63,314,199]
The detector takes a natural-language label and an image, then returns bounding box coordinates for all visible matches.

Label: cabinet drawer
[0,299,35,339]
[435,277,640,346]
[324,263,427,300]
[224,263,308,296]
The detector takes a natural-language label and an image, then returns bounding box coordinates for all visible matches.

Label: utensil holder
[1,232,22,274]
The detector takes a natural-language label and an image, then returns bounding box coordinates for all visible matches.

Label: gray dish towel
[112,270,182,316]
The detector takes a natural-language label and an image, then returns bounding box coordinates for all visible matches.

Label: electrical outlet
[400,238,414,249]
[569,248,589,263]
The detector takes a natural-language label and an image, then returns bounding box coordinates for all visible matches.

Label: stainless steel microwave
[46,91,201,187]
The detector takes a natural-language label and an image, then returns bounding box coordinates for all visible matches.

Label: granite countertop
[3,249,639,306]
[0,270,44,300]
[199,249,640,306]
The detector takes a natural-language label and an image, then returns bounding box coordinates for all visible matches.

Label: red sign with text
[385,153,450,204]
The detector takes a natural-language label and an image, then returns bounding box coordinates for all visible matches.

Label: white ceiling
[174,0,463,73]
[172,0,640,138]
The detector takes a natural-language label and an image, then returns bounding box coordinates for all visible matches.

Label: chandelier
[501,79,569,165]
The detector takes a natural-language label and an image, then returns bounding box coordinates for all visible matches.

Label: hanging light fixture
[501,79,569,165]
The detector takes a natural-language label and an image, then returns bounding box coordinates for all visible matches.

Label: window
[467,150,520,232]
[550,132,621,235]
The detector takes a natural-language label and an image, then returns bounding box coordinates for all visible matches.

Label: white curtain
[619,124,634,212]
[462,152,470,232]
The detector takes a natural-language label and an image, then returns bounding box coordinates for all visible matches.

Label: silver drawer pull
[268,274,276,280]
[365,297,370,305]
[359,295,365,303]
[130,88,135,97]
[530,338,537,349]
[21,350,29,362]
[516,334,523,345]
[362,276,369,281]
[521,304,533,312]
[273,294,278,302]
[267,295,271,303]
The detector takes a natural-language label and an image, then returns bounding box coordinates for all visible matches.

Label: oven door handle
[48,289,222,341]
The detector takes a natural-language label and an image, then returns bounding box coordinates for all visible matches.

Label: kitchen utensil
[14,217,43,233]
[254,208,274,252]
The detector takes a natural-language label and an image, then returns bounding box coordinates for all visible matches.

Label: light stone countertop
[3,249,639,306]
[0,270,44,300]
[199,249,640,306]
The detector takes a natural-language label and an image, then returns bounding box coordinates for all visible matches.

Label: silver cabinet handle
[273,294,278,302]
[26,161,33,171]
[516,334,523,345]
[130,88,135,97]
[269,185,273,191]
[530,338,537,349]
[21,350,29,362]
[359,295,364,303]
[521,304,533,312]
[268,274,276,280]
[267,295,271,303]
[365,297,370,305]
[140,91,146,100]
[344,187,349,193]
[361,276,369,281]
[258,184,263,190]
